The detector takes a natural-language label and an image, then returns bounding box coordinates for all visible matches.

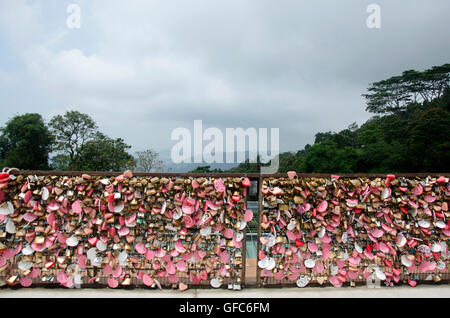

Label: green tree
[299,140,358,173]
[363,64,450,114]
[49,110,98,170]
[277,152,297,173]
[77,132,135,171]
[363,75,412,113]
[314,131,335,144]
[0,113,52,170]
[406,107,450,172]
[355,116,408,172]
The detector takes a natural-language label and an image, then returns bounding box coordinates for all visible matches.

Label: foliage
[0,113,52,170]
[135,149,163,172]
[363,64,450,114]
[76,132,136,171]
[49,110,98,170]
[48,110,135,172]
[406,107,450,172]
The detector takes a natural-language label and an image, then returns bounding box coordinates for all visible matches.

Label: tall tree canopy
[77,132,135,171]
[0,113,52,170]
[363,64,450,113]
[406,107,450,172]
[48,110,136,171]
[49,110,98,170]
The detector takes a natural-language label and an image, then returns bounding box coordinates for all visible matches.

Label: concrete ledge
[0,285,449,298]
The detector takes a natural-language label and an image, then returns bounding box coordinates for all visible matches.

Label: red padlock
[295,239,304,247]
[0,173,9,183]
[432,252,441,261]
[437,176,447,183]
[400,207,408,214]
[108,226,116,237]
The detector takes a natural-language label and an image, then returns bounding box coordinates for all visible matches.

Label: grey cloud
[1,0,449,161]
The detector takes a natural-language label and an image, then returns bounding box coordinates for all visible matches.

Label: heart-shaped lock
[88,237,98,246]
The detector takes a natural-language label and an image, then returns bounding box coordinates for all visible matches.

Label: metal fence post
[256,175,263,288]
[241,179,248,288]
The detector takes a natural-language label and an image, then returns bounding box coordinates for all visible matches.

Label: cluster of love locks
[258,173,449,288]
[1,168,449,290]
[0,169,252,290]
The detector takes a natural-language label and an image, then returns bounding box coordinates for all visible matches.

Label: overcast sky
[0,0,449,162]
